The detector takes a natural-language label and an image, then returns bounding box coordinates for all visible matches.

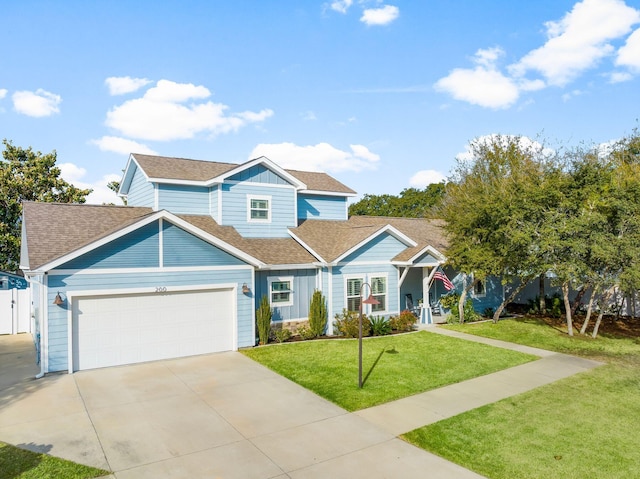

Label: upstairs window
[269,277,293,306]
[248,195,271,222]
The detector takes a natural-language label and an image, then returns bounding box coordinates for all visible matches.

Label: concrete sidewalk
[0,330,602,479]
[355,327,602,435]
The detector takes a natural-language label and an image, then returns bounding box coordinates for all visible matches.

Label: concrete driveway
[0,333,484,478]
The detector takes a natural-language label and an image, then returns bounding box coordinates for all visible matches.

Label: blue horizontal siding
[413,252,440,266]
[162,222,246,267]
[127,166,154,207]
[59,222,160,269]
[341,233,407,263]
[221,183,295,238]
[255,269,317,322]
[157,184,210,215]
[46,268,254,372]
[210,186,219,221]
[331,264,399,318]
[297,194,347,220]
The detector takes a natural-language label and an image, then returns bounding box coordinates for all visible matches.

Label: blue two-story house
[20,154,503,374]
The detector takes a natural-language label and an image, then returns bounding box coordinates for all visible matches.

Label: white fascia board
[258,263,320,271]
[406,245,447,265]
[213,156,307,190]
[301,189,357,197]
[37,210,264,272]
[149,177,211,187]
[161,212,265,268]
[119,155,148,195]
[333,225,418,264]
[287,231,326,263]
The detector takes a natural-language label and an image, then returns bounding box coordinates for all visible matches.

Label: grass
[0,441,110,479]
[403,317,640,479]
[241,330,536,411]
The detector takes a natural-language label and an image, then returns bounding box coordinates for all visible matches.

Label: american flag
[434,268,454,291]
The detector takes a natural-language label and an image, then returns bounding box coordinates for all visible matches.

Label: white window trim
[247,194,271,223]
[344,275,364,313]
[268,275,294,307]
[369,273,389,315]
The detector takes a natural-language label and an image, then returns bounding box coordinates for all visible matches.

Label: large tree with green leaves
[0,140,92,271]
[439,135,556,323]
[349,183,446,218]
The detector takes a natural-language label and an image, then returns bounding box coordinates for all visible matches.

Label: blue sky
[1,0,639,204]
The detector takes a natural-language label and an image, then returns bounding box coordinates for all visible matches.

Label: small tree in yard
[256,295,272,345]
[308,290,328,337]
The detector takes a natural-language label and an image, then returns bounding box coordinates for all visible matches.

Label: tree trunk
[458,276,479,324]
[562,281,574,336]
[493,275,535,323]
[592,286,616,339]
[539,273,546,314]
[580,283,599,335]
[570,284,588,317]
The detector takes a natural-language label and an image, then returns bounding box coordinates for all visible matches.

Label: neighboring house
[0,271,29,335]
[20,154,504,374]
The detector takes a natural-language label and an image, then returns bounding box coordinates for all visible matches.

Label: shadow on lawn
[362,345,399,387]
[0,442,52,479]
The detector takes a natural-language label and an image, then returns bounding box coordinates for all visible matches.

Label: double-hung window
[248,195,271,222]
[346,277,363,312]
[370,275,387,313]
[269,276,293,307]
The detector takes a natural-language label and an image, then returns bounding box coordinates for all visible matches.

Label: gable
[341,232,408,263]
[227,164,293,186]
[162,222,247,267]
[58,222,160,270]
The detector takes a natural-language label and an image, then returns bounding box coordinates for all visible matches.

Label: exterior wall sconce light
[359,282,380,388]
[242,283,251,294]
[53,292,64,305]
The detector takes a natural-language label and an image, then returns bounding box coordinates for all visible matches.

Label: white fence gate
[0,289,30,335]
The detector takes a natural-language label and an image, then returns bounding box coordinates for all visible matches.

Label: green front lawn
[403,317,640,479]
[0,441,110,479]
[241,330,536,411]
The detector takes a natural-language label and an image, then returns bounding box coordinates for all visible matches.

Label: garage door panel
[73,289,234,371]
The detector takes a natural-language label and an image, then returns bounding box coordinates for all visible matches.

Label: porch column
[421,267,433,324]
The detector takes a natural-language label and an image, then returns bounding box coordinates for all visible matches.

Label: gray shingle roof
[291,216,448,263]
[131,153,356,195]
[22,202,155,270]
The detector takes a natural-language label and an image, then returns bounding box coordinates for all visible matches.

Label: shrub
[296,323,317,340]
[441,293,479,323]
[308,290,328,337]
[256,294,272,345]
[483,307,495,318]
[334,309,371,338]
[272,328,292,343]
[370,315,391,336]
[390,310,417,332]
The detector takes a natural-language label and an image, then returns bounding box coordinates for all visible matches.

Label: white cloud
[360,5,399,26]
[105,76,152,95]
[509,0,640,86]
[58,162,122,205]
[434,48,520,109]
[90,136,158,155]
[609,71,633,82]
[329,0,352,14]
[562,89,584,101]
[456,135,554,162]
[409,170,446,188]
[12,89,61,117]
[249,142,380,173]
[0,89,7,100]
[105,79,274,141]
[302,110,317,121]
[616,27,640,70]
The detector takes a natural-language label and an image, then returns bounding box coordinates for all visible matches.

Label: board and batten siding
[255,269,317,322]
[126,165,154,208]
[157,184,210,215]
[45,269,254,372]
[297,194,347,220]
[220,182,295,238]
[162,222,246,267]
[228,164,290,185]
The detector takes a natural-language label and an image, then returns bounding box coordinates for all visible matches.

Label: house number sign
[155,287,168,293]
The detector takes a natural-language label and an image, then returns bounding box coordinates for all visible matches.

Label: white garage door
[72,288,234,371]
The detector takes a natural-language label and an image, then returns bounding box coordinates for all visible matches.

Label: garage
[71,288,235,371]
